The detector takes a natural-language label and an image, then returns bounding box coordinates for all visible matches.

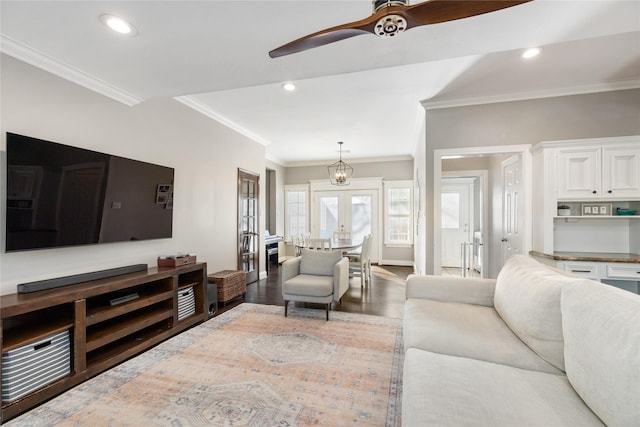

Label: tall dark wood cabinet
[238,169,260,284]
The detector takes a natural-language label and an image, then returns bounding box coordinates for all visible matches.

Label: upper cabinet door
[557,147,601,199]
[602,145,640,199]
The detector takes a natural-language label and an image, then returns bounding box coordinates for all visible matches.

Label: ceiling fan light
[375,15,407,38]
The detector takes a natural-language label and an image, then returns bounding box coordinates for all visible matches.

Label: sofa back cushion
[562,280,640,426]
[494,255,583,372]
[299,249,342,276]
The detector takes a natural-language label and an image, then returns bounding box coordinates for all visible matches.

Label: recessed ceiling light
[100,14,138,36]
[522,47,540,59]
[282,82,296,92]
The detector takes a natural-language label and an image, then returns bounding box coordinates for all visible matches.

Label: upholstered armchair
[281,248,349,320]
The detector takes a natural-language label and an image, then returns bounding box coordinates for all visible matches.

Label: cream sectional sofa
[402,255,639,426]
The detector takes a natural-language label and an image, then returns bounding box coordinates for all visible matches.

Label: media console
[0,262,207,423]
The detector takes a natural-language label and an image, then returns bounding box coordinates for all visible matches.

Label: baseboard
[379,259,414,267]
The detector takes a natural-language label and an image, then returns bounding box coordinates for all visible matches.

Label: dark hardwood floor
[215,263,413,319]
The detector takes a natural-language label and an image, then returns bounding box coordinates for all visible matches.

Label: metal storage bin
[2,330,71,402]
[177,286,195,321]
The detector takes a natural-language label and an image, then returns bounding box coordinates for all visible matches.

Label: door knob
[501,238,508,242]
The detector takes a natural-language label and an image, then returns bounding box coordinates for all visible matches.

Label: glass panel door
[350,195,372,244]
[317,195,339,239]
[313,190,377,261]
[238,169,260,284]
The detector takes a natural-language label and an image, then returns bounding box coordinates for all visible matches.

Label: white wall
[0,54,266,295]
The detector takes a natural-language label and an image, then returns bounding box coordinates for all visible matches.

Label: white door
[441,180,472,268]
[313,190,378,261]
[501,155,525,267]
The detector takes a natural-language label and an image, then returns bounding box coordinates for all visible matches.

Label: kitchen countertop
[529,251,640,263]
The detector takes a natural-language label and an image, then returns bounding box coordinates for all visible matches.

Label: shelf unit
[0,262,207,423]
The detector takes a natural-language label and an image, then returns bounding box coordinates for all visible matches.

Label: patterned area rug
[8,304,403,426]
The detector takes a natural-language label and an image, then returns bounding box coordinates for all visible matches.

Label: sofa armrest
[406,274,496,307]
[333,257,350,301]
[281,256,301,285]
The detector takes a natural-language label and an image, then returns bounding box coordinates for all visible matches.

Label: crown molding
[1,35,143,106]
[174,95,270,147]
[421,80,640,110]
[284,155,414,168]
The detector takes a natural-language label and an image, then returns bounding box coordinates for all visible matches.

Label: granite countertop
[529,251,640,263]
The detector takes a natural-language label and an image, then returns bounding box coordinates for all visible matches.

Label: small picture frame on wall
[581,203,612,216]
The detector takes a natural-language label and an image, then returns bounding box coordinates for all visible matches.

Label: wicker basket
[207,270,246,305]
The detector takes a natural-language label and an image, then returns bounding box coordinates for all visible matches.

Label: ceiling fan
[269,0,532,58]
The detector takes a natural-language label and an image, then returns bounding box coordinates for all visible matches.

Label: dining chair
[348,234,372,287]
[307,238,333,251]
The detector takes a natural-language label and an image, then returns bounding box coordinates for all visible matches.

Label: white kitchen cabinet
[531,136,640,256]
[557,144,640,200]
[602,145,640,199]
[557,147,600,199]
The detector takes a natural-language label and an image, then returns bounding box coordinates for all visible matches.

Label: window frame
[284,184,309,241]
[384,180,413,246]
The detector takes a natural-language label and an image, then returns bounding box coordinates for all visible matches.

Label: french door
[238,169,259,284]
[312,190,378,261]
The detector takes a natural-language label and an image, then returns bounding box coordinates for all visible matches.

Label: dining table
[294,238,362,252]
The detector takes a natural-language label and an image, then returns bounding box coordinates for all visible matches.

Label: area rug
[7,303,403,426]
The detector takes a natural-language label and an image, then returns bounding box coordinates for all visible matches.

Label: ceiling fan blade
[269,17,376,58]
[269,0,532,58]
[403,0,532,26]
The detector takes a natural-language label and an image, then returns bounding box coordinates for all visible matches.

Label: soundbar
[17,264,148,294]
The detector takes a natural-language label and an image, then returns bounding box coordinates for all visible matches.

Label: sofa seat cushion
[402,348,604,427]
[404,298,562,375]
[283,274,334,297]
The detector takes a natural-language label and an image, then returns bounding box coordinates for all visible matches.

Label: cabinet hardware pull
[607,190,612,193]
[34,340,52,351]
[571,269,591,273]
[592,190,597,194]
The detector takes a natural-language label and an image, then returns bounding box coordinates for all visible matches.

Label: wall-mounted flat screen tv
[6,132,174,252]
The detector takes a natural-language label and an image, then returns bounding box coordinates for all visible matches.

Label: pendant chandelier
[327,141,353,186]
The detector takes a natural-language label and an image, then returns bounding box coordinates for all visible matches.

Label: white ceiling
[2,1,639,165]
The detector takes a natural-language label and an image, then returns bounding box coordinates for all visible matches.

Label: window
[284,185,309,240]
[384,181,413,245]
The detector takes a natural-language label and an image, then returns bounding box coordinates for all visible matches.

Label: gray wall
[1,54,266,295]
[420,89,640,274]
[283,158,414,265]
[285,159,413,185]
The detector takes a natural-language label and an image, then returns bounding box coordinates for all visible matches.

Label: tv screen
[6,132,174,252]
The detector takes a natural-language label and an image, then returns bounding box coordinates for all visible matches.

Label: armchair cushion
[283,275,334,297]
[299,248,342,276]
